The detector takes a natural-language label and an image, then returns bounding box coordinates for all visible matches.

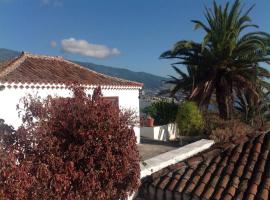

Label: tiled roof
[0,52,143,88]
[137,132,270,200]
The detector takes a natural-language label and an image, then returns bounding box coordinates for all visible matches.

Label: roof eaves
[0,81,142,90]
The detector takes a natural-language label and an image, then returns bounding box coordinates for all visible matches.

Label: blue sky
[0,0,269,77]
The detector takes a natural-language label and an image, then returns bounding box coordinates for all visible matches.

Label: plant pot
[146,117,154,127]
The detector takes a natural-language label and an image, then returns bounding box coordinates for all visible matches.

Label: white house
[0,52,143,143]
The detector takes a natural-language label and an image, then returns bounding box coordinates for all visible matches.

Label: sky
[0,0,269,77]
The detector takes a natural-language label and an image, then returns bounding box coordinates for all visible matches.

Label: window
[102,96,119,108]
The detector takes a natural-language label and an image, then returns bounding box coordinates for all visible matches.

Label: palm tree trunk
[216,78,233,120]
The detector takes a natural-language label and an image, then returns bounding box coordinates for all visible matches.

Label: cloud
[61,38,121,59]
[50,40,57,48]
[41,0,63,7]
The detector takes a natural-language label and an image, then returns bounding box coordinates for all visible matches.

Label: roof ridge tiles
[24,51,64,60]
[0,52,27,77]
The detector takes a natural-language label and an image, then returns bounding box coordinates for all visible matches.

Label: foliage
[176,101,204,136]
[0,149,34,200]
[0,119,34,200]
[0,119,15,149]
[205,114,253,143]
[235,88,270,127]
[159,65,197,99]
[0,87,140,200]
[161,0,270,119]
[142,100,178,126]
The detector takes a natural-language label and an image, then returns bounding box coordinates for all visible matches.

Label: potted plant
[146,115,154,127]
[142,100,178,126]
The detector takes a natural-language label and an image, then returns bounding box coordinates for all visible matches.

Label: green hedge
[176,101,204,136]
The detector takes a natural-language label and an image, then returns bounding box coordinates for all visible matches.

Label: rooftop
[137,131,270,200]
[0,52,143,88]
[138,136,203,161]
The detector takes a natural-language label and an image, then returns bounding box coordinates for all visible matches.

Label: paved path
[138,136,201,161]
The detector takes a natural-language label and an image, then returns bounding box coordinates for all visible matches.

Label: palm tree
[160,65,196,98]
[235,86,270,127]
[161,0,270,119]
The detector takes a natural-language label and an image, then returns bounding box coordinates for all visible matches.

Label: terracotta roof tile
[202,186,215,199]
[255,143,262,153]
[259,189,269,200]
[223,194,233,200]
[228,186,236,197]
[214,187,224,200]
[137,131,270,200]
[166,178,178,192]
[249,184,258,195]
[0,52,143,88]
[220,175,230,188]
[194,182,206,197]
[177,178,188,193]
[235,191,244,200]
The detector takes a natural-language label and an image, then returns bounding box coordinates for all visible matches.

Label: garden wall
[140,123,178,141]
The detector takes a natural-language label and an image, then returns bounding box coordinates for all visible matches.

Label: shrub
[205,114,253,143]
[0,87,140,200]
[0,119,15,150]
[142,100,178,126]
[204,113,223,133]
[0,149,34,200]
[0,119,34,200]
[176,101,204,136]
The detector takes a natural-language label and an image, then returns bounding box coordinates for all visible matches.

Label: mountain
[0,48,21,62]
[75,61,166,89]
[0,48,166,89]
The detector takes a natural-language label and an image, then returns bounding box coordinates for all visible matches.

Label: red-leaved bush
[0,87,140,200]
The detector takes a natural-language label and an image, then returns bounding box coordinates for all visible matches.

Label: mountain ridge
[0,48,165,89]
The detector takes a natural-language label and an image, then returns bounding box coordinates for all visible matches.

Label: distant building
[0,52,143,142]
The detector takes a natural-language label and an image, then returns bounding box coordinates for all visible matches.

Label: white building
[0,52,143,143]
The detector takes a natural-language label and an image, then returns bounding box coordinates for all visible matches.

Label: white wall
[0,83,141,142]
[140,123,178,141]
